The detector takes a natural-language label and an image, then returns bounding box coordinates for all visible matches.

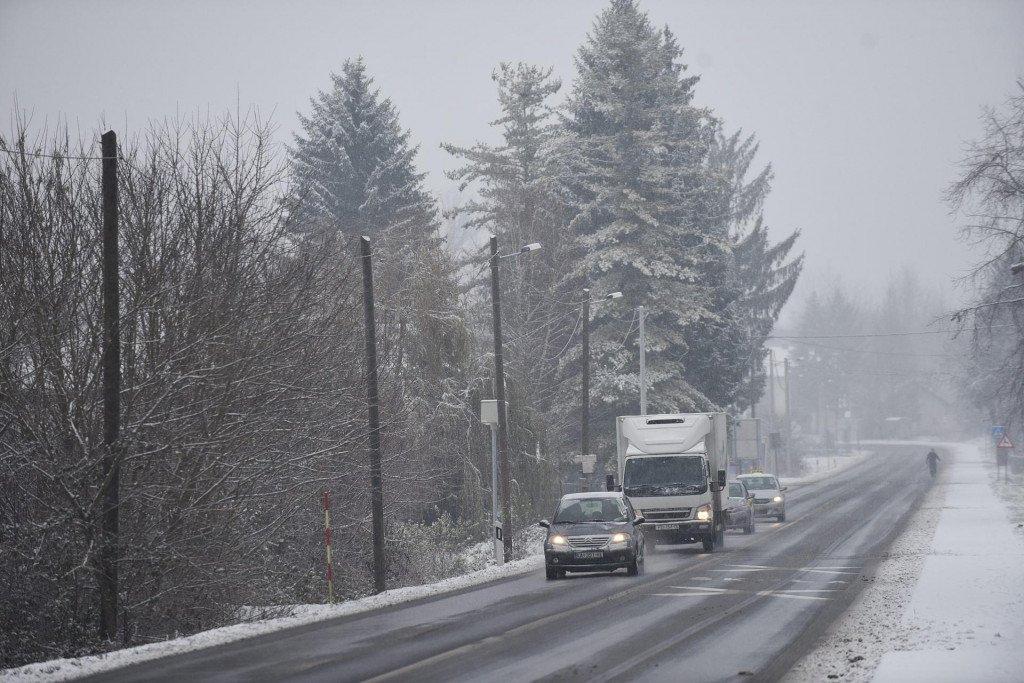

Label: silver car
[736,473,787,522]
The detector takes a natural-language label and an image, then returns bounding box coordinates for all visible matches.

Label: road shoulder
[785,441,1024,682]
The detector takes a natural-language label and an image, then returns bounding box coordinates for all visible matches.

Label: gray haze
[3,0,1022,307]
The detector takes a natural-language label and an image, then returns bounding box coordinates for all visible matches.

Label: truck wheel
[745,515,755,534]
[702,535,715,553]
[627,558,639,576]
[777,511,786,522]
[545,566,562,580]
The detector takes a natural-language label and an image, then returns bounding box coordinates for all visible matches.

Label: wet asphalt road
[92,445,934,683]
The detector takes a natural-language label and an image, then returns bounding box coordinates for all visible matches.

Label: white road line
[771,593,829,601]
[797,568,860,575]
[652,592,725,597]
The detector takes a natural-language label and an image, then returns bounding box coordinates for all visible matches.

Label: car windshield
[623,455,707,496]
[741,476,779,490]
[728,483,745,497]
[554,497,629,524]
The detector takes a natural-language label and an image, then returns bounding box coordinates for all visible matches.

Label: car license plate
[657,523,680,530]
[574,551,603,560]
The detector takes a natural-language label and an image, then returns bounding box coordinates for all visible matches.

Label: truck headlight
[773,496,782,503]
[696,504,712,521]
[549,534,567,546]
[610,532,630,544]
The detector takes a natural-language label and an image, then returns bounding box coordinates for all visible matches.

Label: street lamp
[579,289,623,491]
[488,235,541,561]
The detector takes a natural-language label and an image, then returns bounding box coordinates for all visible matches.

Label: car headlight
[696,504,712,521]
[773,496,783,503]
[610,532,630,543]
[549,534,567,546]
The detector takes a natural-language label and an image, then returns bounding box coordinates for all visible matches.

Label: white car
[736,473,787,521]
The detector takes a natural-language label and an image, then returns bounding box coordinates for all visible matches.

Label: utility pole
[580,289,591,492]
[359,236,386,593]
[768,349,778,474]
[99,131,121,641]
[638,305,647,415]
[784,357,792,474]
[489,235,513,559]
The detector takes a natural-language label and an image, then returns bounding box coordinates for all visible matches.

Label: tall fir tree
[444,63,570,517]
[559,0,721,449]
[291,58,473,525]
[709,130,803,411]
[290,58,438,246]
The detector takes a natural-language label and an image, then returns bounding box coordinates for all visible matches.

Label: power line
[0,147,113,161]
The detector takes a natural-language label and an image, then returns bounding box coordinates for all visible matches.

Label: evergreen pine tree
[559,0,720,436]
[290,57,438,247]
[444,63,570,515]
[292,58,472,523]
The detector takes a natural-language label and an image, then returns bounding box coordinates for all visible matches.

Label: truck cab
[616,413,728,553]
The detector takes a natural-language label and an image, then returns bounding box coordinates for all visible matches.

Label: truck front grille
[643,508,692,521]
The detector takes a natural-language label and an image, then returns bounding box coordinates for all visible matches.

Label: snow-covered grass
[785,440,1024,682]
[2,538,547,681]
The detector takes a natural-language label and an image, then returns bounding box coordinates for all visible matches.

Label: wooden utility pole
[359,236,386,593]
[489,235,513,558]
[638,306,647,415]
[784,357,793,474]
[99,131,121,640]
[767,349,775,472]
[580,289,591,492]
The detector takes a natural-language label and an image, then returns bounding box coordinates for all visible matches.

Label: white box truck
[615,412,728,553]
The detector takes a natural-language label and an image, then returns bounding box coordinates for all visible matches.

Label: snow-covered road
[2,445,932,682]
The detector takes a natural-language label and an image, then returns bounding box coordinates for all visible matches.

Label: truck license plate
[574,551,603,560]
[657,523,680,530]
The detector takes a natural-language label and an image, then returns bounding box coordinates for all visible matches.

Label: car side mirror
[634,515,646,525]
[780,486,788,492]
[538,519,550,529]
[717,469,727,489]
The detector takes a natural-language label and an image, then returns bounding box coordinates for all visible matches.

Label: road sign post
[480,399,505,565]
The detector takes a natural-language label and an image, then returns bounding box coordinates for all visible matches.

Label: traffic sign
[992,425,1006,441]
[997,434,1014,449]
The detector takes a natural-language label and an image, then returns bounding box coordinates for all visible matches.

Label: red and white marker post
[323,489,334,604]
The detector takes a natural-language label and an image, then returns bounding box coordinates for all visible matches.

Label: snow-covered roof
[560,491,625,500]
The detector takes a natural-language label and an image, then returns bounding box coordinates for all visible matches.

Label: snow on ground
[785,440,1024,682]
[2,540,546,681]
[781,449,871,487]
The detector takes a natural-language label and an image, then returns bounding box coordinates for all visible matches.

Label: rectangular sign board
[735,418,762,461]
[992,425,1006,441]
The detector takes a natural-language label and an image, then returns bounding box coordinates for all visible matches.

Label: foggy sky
[3,0,1022,310]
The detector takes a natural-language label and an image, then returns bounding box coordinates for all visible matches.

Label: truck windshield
[623,456,707,496]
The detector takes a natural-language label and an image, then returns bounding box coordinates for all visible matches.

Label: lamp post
[489,236,541,559]
[579,289,622,491]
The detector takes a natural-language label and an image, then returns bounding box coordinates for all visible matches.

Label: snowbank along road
[80,445,932,682]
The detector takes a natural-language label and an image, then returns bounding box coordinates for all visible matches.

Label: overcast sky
[3,0,1023,311]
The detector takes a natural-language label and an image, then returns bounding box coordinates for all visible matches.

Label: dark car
[724,481,756,534]
[539,492,646,580]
